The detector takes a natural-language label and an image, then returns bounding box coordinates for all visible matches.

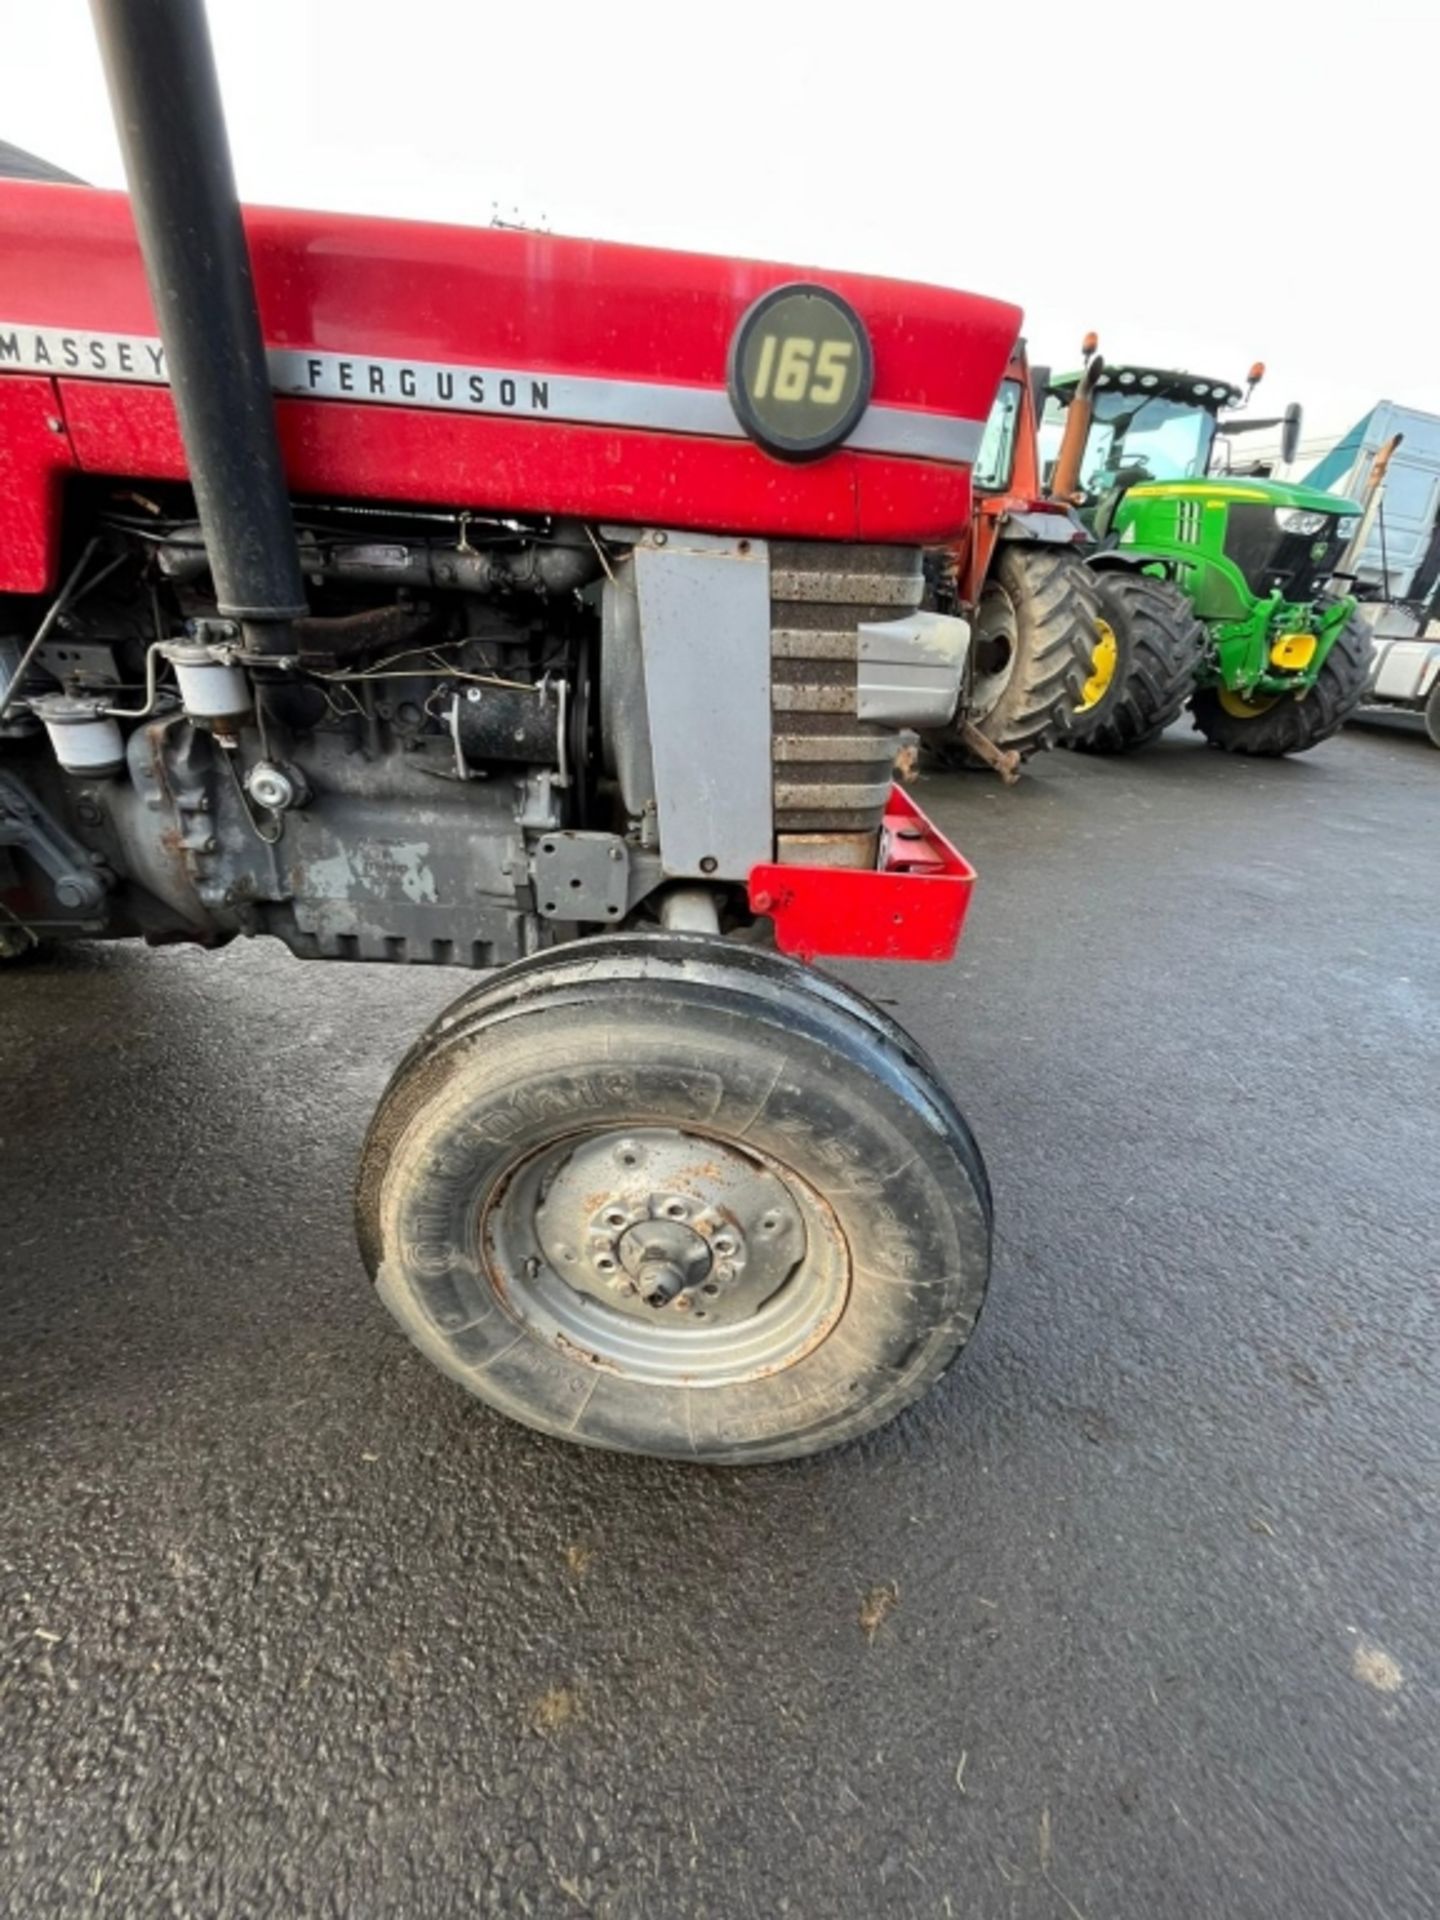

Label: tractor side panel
[0,376,74,593]
[56,382,972,546]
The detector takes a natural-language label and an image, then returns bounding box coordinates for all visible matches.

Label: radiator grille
[769,542,922,864]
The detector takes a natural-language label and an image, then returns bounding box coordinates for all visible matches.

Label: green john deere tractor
[1042,347,1373,755]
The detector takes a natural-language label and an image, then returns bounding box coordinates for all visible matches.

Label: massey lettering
[0,325,170,381]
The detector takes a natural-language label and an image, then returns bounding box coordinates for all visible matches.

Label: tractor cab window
[1039,387,1217,500]
[974,379,1023,492]
[1080,390,1216,494]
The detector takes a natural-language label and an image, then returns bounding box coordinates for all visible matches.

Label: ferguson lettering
[282,347,556,419]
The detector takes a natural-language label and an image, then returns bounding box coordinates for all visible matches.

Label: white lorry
[1302,402,1440,747]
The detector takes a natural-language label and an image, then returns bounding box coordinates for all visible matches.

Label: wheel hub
[483,1124,848,1385]
[1078,618,1119,712]
[969,581,1018,720]
[617,1217,714,1306]
[1218,685,1280,718]
[532,1128,802,1327]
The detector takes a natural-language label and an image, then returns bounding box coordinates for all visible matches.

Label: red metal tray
[748,784,975,964]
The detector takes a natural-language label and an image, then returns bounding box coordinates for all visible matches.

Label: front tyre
[357,937,991,1464]
[1189,609,1373,756]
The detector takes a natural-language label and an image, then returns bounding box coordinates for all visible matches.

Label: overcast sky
[4,1,1432,455]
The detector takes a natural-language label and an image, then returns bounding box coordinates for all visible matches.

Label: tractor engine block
[1,496,969,965]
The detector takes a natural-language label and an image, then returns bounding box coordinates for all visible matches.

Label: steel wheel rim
[1077,619,1119,712]
[970,582,1018,719]
[1218,686,1279,718]
[479,1125,851,1387]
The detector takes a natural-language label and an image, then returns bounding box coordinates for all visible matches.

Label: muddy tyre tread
[1067,571,1206,754]
[932,546,1097,764]
[1189,611,1374,756]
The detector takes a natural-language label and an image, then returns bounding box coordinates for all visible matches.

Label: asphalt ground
[2,716,1437,1918]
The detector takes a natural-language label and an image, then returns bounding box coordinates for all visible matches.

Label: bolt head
[247,763,296,812]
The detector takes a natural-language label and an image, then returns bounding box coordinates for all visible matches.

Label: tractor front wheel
[1066,571,1206,753]
[357,935,992,1464]
[929,545,1095,764]
[1189,609,1373,756]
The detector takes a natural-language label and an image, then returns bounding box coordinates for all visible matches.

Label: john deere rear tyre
[929,545,1095,763]
[357,935,992,1465]
[1189,609,1372,756]
[1066,571,1206,753]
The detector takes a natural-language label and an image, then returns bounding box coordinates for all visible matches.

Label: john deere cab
[1043,345,1373,756]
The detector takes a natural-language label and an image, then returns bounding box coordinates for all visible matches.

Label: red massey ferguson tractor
[0,2,1020,1463]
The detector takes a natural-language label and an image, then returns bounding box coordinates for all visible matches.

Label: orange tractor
[922,340,1107,775]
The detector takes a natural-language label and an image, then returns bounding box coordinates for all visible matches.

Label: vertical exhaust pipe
[90,0,306,655]
[1047,354,1105,504]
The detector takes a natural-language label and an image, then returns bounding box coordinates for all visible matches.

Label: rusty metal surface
[293,604,432,668]
[480,1124,847,1386]
[959,719,1022,784]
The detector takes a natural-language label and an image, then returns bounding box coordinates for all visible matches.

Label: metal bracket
[531,830,630,922]
[35,639,125,686]
[0,771,112,911]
